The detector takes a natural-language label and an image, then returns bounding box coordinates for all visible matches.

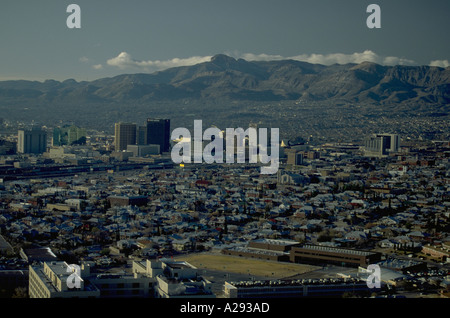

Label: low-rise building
[222,239,299,262]
[289,244,381,267]
[29,261,100,298]
[223,277,373,298]
[29,260,155,298]
[422,244,450,262]
[93,272,154,298]
[107,195,148,207]
[132,259,215,298]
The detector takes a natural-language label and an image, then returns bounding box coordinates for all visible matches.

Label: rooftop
[227,277,363,288]
[299,244,377,257]
[165,261,195,270]
[252,238,299,246]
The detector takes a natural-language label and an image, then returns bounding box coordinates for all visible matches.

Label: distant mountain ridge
[1,54,449,139]
[1,54,449,105]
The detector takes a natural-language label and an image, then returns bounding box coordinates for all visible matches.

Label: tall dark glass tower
[146,118,170,153]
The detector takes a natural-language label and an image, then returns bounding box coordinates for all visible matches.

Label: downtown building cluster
[0,122,449,298]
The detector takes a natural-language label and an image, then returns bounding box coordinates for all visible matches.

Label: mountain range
[0,54,449,140]
[1,54,449,104]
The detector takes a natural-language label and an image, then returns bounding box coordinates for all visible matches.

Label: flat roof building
[249,238,300,252]
[29,261,154,298]
[115,122,137,151]
[107,195,148,207]
[364,133,400,158]
[289,244,381,267]
[20,247,59,263]
[222,246,290,262]
[93,273,154,298]
[127,144,160,157]
[146,118,170,153]
[17,128,47,154]
[132,259,215,298]
[29,261,100,298]
[222,239,299,262]
[224,277,373,298]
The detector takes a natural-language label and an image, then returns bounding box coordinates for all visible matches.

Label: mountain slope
[0,54,449,138]
[1,54,449,106]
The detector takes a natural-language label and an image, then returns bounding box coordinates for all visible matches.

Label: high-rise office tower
[17,128,47,154]
[67,125,87,145]
[364,133,400,157]
[146,118,170,153]
[53,125,87,146]
[380,133,399,153]
[114,123,137,151]
[137,125,147,145]
[286,150,304,166]
[52,127,63,146]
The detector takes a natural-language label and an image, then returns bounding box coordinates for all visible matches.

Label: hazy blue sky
[1,0,449,81]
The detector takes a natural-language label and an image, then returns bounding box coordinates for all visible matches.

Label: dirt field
[174,252,319,279]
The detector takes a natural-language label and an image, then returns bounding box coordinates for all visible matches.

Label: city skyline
[1,0,449,81]
[1,0,449,304]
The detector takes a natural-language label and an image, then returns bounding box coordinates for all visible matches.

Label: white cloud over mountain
[238,50,416,66]
[429,59,450,68]
[106,52,212,71]
[104,50,447,73]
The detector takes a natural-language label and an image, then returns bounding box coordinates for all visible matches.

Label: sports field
[175,253,319,279]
